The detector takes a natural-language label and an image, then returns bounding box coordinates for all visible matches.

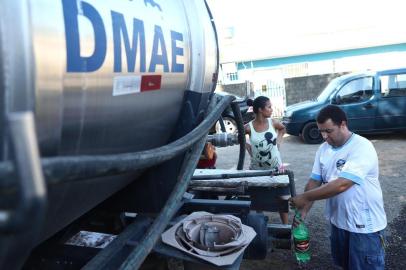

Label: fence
[254,80,286,119]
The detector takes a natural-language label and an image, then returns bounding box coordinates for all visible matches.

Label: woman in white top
[245,96,289,224]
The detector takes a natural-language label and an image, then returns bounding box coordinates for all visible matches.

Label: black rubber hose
[230,102,246,170]
[0,95,234,188]
[218,115,227,132]
[118,92,219,270]
[119,133,207,270]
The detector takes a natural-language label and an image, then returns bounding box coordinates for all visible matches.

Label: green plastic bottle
[292,209,311,265]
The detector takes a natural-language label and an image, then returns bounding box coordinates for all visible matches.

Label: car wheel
[302,122,323,144]
[215,117,237,134]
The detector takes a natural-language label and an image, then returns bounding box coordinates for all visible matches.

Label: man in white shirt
[290,105,386,270]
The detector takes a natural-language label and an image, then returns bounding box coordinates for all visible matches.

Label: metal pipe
[270,237,291,250]
[207,133,238,147]
[268,224,292,239]
[204,0,219,92]
[287,170,296,197]
[0,112,46,233]
[192,168,279,180]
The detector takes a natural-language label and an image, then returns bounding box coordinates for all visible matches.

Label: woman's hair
[249,96,270,114]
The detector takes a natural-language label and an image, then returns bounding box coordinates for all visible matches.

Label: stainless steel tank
[0,0,218,241]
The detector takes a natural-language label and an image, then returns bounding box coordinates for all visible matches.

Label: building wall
[216,81,253,97]
[284,73,347,106]
[236,44,406,73]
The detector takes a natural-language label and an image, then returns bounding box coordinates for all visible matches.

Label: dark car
[214,91,254,133]
[283,68,406,143]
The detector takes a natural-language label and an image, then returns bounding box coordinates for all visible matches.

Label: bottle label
[294,239,310,252]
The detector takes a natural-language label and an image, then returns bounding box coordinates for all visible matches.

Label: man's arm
[304,178,322,192]
[304,178,353,200]
[291,179,321,220]
[291,178,354,211]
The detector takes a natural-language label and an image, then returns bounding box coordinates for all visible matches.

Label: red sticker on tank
[141,75,162,91]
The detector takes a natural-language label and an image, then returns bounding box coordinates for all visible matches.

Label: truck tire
[243,213,268,260]
[215,117,237,134]
[302,122,323,144]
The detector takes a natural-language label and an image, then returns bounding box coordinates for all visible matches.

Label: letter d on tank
[63,0,106,72]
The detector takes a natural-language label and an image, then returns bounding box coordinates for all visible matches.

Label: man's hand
[289,179,320,227]
[289,194,311,227]
[289,193,310,210]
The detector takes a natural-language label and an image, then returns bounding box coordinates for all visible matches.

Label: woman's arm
[272,119,286,147]
[244,123,251,135]
[244,123,252,157]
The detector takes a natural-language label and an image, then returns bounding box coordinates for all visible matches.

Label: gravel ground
[216,133,406,270]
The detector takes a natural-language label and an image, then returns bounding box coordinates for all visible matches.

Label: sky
[206,0,406,62]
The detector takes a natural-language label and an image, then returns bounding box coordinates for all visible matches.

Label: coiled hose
[0,95,234,188]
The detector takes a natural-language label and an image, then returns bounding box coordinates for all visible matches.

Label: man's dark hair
[316,105,347,126]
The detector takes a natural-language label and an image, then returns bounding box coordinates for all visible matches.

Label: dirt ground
[216,133,406,270]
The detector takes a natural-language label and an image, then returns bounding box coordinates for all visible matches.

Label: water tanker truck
[0,1,295,269]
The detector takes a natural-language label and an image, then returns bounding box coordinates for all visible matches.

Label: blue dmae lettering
[62,0,184,73]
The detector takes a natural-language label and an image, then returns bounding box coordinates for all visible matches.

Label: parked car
[283,68,406,143]
[214,91,254,133]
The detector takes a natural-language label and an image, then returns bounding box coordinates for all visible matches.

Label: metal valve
[207,133,239,147]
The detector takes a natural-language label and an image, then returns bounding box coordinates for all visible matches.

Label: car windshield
[317,77,341,102]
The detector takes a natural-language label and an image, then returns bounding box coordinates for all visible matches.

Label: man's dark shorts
[330,224,385,270]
